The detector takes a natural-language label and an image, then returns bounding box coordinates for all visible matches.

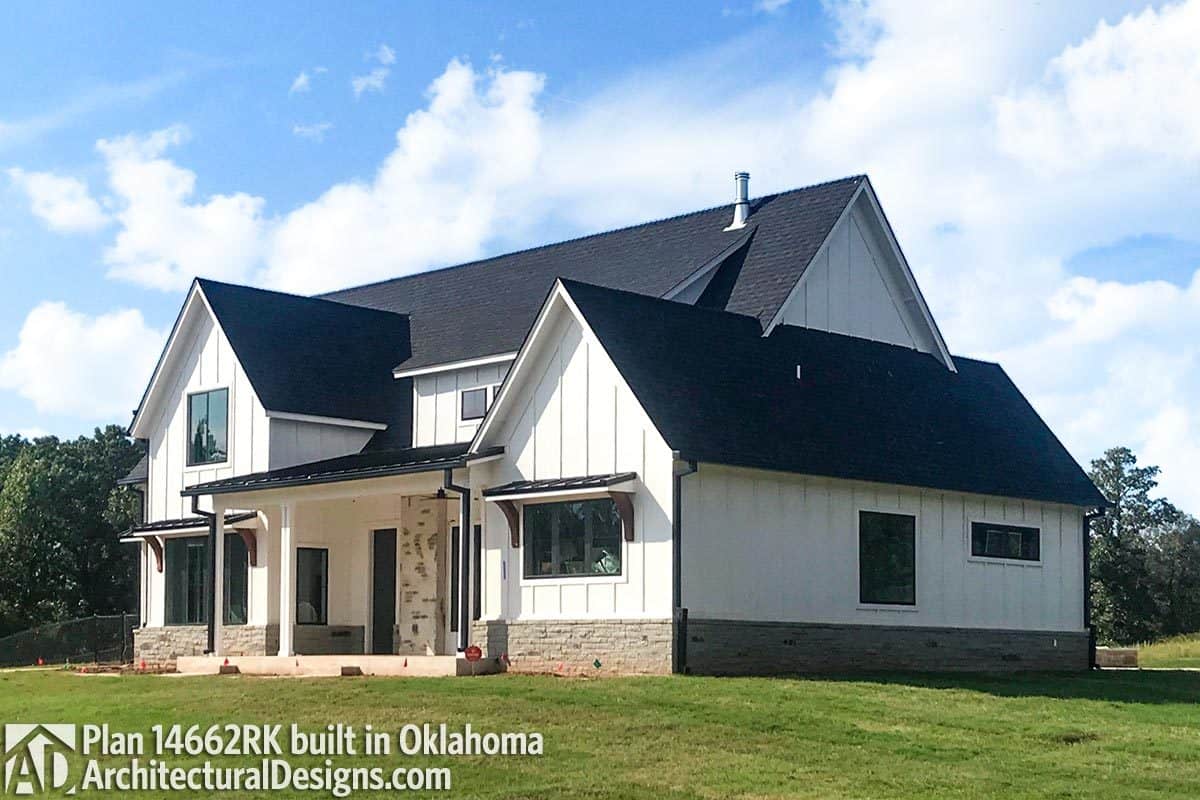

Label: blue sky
[3,0,1200,509]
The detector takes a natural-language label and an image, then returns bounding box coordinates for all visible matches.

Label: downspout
[191,495,218,655]
[443,468,471,653]
[672,457,698,675]
[1083,507,1105,670]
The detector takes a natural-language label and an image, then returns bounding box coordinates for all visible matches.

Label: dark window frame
[970,522,1041,562]
[223,533,249,626]
[522,498,624,580]
[164,533,248,626]
[858,510,917,607]
[460,387,488,421]
[186,387,230,466]
[295,547,329,626]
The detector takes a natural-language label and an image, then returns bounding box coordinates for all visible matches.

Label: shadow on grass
[767,669,1200,705]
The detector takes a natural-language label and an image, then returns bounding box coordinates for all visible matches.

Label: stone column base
[134,625,279,668]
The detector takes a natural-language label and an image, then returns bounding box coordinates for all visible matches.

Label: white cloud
[96,124,268,291]
[351,67,390,98]
[995,1,1200,172]
[374,44,396,65]
[0,302,164,418]
[289,66,328,96]
[267,59,545,292]
[292,122,333,142]
[756,0,792,12]
[6,168,109,232]
[289,71,311,95]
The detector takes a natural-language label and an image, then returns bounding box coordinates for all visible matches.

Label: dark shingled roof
[181,443,493,496]
[118,455,149,485]
[559,279,1106,508]
[323,176,863,372]
[483,473,639,498]
[197,279,412,428]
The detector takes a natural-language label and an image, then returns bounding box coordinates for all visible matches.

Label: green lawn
[1140,634,1200,669]
[2,669,1199,798]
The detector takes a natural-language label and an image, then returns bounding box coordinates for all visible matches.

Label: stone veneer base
[134,624,367,667]
[471,619,672,675]
[682,618,1090,674]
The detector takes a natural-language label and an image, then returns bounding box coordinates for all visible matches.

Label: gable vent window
[461,388,488,421]
[971,522,1040,562]
[187,388,228,466]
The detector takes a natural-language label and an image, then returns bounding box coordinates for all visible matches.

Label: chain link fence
[0,614,138,667]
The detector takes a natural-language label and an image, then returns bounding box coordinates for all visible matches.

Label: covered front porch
[134,445,494,668]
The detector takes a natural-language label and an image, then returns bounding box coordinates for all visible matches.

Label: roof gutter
[1083,506,1106,670]
[672,457,698,675]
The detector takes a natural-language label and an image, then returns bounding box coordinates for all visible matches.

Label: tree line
[0,426,141,638]
[0,428,1192,645]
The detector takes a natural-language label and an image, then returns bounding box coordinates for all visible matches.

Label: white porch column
[278,502,295,657]
[211,498,225,657]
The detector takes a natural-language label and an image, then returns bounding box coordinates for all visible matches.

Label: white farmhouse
[121,174,1107,674]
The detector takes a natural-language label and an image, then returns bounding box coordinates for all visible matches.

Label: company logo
[3,725,76,796]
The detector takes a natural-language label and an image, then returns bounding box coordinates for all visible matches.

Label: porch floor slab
[175,654,505,678]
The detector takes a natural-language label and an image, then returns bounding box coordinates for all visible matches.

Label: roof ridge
[197,277,410,320]
[557,276,764,327]
[320,174,866,299]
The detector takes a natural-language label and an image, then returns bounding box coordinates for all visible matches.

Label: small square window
[461,388,488,421]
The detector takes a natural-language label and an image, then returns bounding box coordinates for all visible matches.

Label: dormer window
[187,388,229,466]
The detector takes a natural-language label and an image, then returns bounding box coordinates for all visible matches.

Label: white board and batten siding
[267,420,373,470]
[776,196,943,357]
[681,464,1086,633]
[478,309,675,622]
[413,363,510,446]
[145,310,271,522]
[144,304,377,521]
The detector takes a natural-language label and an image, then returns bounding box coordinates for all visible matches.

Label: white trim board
[393,352,517,380]
[264,410,388,431]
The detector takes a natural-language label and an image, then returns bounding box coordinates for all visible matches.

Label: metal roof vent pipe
[725,171,750,231]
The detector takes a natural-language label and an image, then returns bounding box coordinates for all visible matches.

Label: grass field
[2,669,1199,798]
[1140,634,1200,669]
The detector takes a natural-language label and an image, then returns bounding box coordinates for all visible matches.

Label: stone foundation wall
[134,625,279,667]
[294,625,364,655]
[683,618,1089,674]
[471,619,672,675]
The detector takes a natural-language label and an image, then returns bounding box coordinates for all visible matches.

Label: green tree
[1088,446,1192,644]
[0,426,142,636]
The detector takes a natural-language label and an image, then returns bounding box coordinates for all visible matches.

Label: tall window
[524,499,622,579]
[188,389,229,465]
[224,534,249,625]
[164,533,247,625]
[859,511,916,606]
[296,548,328,625]
[971,522,1040,562]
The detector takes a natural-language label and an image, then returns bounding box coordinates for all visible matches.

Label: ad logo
[3,725,76,796]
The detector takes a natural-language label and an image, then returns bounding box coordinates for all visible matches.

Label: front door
[371,529,397,654]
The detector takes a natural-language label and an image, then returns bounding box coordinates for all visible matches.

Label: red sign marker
[464,645,483,662]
